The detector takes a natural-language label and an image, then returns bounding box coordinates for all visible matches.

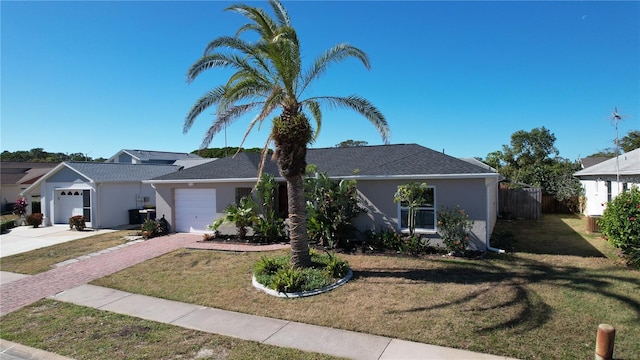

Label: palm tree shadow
[352,255,640,334]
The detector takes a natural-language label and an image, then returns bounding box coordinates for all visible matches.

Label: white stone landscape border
[252,269,353,298]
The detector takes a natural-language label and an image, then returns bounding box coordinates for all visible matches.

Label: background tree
[1,148,103,162]
[335,140,368,147]
[183,0,389,268]
[484,127,583,211]
[620,130,640,152]
[191,147,264,158]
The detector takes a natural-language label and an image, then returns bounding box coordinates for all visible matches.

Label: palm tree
[184,0,390,268]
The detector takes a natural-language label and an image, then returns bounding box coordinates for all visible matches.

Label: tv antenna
[610,107,625,191]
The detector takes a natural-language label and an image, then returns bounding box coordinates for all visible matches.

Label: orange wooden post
[595,324,615,360]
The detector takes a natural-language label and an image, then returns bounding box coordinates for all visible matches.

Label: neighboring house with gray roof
[21,162,179,228]
[106,149,203,165]
[574,148,640,216]
[147,144,502,251]
[0,162,60,213]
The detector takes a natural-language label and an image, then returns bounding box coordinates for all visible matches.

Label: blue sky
[2,1,638,161]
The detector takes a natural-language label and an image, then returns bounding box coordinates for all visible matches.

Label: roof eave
[145,172,499,185]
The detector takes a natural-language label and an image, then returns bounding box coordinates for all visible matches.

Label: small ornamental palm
[184,0,389,267]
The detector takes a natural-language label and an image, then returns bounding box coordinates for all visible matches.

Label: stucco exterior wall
[353,178,493,250]
[96,182,156,228]
[152,175,499,251]
[581,178,639,216]
[154,181,257,232]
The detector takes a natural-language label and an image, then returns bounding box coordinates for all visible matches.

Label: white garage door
[175,188,217,233]
[55,190,83,224]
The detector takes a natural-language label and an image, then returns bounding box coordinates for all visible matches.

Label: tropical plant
[598,186,640,267]
[210,196,258,239]
[437,206,474,254]
[305,170,365,249]
[253,250,349,293]
[254,173,285,242]
[183,0,389,267]
[393,182,429,236]
[14,197,28,216]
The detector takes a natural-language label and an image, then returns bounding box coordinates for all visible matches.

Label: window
[235,187,252,204]
[606,181,612,203]
[398,186,436,232]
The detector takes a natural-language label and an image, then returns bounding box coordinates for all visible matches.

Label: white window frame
[397,186,437,234]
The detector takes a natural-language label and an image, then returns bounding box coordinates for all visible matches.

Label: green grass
[0,300,342,360]
[2,214,639,359]
[0,230,137,274]
[91,214,640,360]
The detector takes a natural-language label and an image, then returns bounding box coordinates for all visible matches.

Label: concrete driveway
[0,225,118,258]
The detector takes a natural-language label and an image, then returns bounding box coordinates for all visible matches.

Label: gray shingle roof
[151,144,494,181]
[66,162,180,182]
[574,148,640,177]
[579,157,611,169]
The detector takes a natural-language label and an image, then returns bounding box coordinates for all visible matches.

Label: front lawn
[90,214,640,360]
[1,214,638,359]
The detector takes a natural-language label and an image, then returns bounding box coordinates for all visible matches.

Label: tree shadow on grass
[351,255,640,334]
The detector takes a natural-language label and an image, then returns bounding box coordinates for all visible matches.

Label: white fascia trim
[20,162,92,196]
[143,177,286,185]
[329,173,500,181]
[143,173,500,184]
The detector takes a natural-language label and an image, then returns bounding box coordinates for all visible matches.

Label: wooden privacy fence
[499,187,542,220]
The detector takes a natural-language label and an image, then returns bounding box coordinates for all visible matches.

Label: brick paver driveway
[0,233,289,316]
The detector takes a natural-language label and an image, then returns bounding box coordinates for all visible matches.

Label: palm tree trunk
[287,174,311,268]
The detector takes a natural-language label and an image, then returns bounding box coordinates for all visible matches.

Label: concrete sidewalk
[48,283,516,360]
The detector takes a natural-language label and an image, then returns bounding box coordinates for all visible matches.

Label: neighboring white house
[146,144,503,252]
[19,149,211,228]
[106,149,204,165]
[574,148,640,216]
[21,162,180,228]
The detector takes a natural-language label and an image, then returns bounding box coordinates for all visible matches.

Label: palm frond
[184,86,226,133]
[269,0,291,27]
[200,103,260,149]
[202,36,253,56]
[226,4,278,41]
[303,100,322,141]
[186,54,234,84]
[311,95,390,144]
[299,43,370,96]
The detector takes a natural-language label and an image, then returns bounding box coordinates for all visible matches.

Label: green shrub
[69,215,86,231]
[210,196,257,239]
[254,174,285,242]
[254,251,349,294]
[254,255,289,276]
[438,206,474,254]
[305,170,365,249]
[141,218,159,239]
[599,186,640,267]
[26,213,43,228]
[1,218,16,232]
[270,266,304,293]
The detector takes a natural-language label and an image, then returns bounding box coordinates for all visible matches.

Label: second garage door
[175,188,217,233]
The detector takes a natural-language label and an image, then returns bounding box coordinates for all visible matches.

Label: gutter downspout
[486,176,506,253]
